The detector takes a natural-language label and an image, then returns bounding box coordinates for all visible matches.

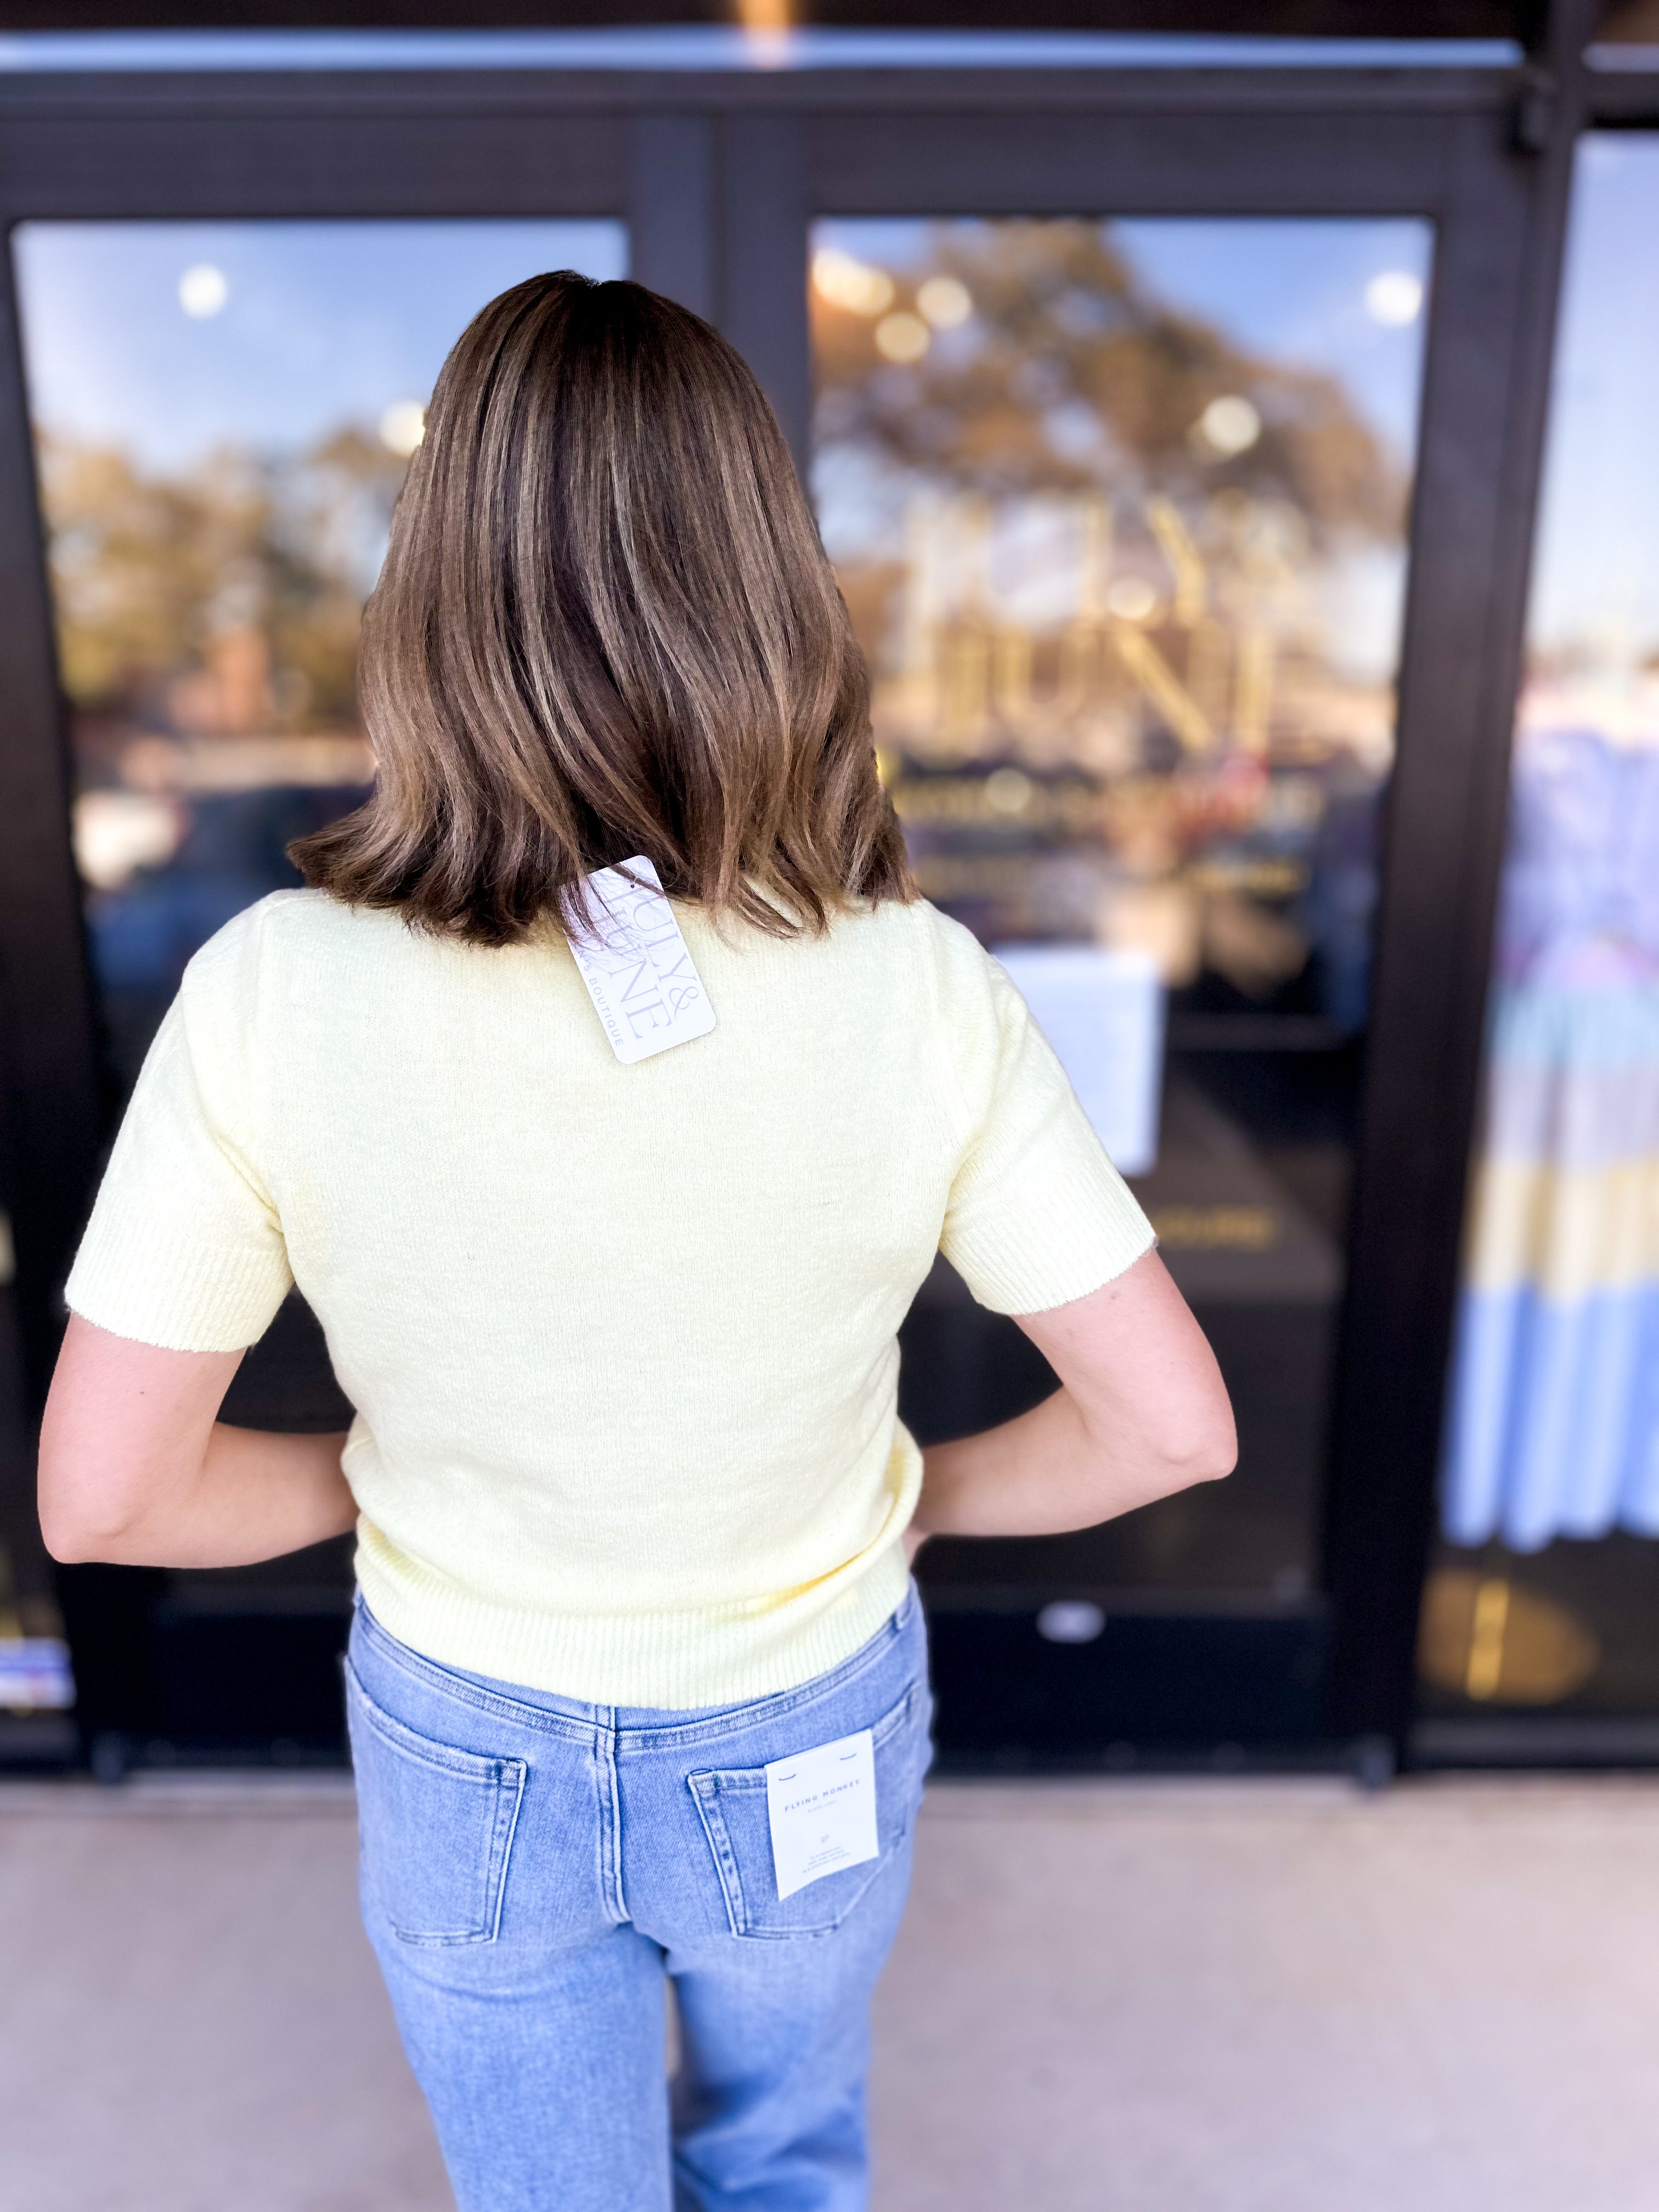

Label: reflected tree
[37,424,409,740]
[812,220,1402,541]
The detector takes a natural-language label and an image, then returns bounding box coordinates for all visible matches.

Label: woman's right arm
[910,1247,1235,1544]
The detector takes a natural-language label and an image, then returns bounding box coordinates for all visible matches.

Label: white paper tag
[765,1728,879,1900]
[991,943,1165,1176]
[566,856,716,1065]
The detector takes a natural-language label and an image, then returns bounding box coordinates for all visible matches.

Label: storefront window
[1427,138,1659,1718]
[12,218,626,1751]
[811,216,1431,1604]
[16,219,628,1092]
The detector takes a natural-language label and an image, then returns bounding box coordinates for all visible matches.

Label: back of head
[293,271,912,944]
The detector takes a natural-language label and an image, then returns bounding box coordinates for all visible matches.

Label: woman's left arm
[38,1313,355,1568]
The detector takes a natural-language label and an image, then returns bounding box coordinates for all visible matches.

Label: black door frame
[0,16,1618,1765]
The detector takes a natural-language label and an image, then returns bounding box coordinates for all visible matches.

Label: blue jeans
[346,1587,932,2210]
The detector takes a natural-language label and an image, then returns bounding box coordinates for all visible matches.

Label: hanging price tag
[567,856,716,1065]
[764,1728,879,1899]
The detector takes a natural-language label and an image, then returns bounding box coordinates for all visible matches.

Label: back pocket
[688,1678,931,1940]
[346,1660,526,1947]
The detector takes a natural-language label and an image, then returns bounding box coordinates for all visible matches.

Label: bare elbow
[42,1530,95,1565]
[39,1511,92,1565]
[38,1496,129,1566]
[1189,1396,1239,1483]
[37,1463,143,1566]
[1150,1403,1238,1494]
[1192,1422,1238,1485]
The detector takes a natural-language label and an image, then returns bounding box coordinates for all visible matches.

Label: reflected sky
[14,219,628,469]
[811,216,1430,693]
[1528,136,1659,661]
[12,185,1651,668]
[812,216,1432,463]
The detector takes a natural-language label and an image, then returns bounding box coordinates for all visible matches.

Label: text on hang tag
[764,1728,880,1899]
[566,856,716,1065]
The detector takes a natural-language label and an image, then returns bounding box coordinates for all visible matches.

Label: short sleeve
[930,913,1156,1316]
[64,907,294,1352]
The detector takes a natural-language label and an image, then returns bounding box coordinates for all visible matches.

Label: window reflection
[1430,137,1659,1719]
[812,217,1426,1029]
[814,217,1432,1598]
[13,218,630,1747]
[16,219,628,1088]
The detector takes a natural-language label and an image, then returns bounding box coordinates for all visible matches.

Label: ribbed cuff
[946,1156,1156,1316]
[64,1217,293,1353]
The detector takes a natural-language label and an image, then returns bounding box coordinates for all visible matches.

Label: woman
[38,273,1234,2211]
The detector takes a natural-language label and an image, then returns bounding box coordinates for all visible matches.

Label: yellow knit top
[65,889,1154,1707]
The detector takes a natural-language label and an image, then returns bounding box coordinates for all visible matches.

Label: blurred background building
[0,0,1655,1784]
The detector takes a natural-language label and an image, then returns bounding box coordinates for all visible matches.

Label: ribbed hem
[949,1159,1156,1316]
[353,1525,915,1709]
[64,1221,293,1353]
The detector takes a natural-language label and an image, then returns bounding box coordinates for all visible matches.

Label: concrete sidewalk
[2,1773,1657,2210]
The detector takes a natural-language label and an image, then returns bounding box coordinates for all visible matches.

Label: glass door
[0,62,1556,1773]
[12,216,626,1763]
[811,215,1434,1759]
[1421,133,1659,1757]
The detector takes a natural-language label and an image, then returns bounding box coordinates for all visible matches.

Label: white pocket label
[765,1728,879,1900]
[566,856,716,1065]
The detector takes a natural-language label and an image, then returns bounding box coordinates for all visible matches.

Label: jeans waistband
[351,1578,922,1749]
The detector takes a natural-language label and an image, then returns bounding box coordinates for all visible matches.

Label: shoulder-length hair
[292,271,913,945]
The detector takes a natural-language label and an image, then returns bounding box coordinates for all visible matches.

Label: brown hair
[291,270,912,945]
